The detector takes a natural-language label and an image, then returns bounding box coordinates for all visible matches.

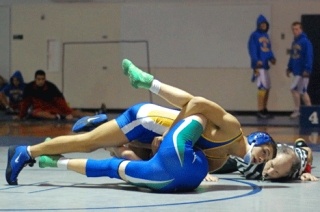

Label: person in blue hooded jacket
[248,14,276,119]
[286,21,313,119]
[0,70,25,114]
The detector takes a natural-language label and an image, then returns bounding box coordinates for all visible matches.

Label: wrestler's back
[198,115,244,172]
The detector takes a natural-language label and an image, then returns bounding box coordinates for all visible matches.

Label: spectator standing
[248,14,276,119]
[287,21,313,118]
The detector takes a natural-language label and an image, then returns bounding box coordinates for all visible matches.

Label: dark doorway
[302,15,320,105]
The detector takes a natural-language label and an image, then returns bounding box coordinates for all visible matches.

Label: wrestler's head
[244,131,277,164]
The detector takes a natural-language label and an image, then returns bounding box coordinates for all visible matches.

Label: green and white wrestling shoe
[39,155,63,168]
[122,59,154,89]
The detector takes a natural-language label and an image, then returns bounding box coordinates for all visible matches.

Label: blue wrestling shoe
[72,114,108,133]
[6,145,36,185]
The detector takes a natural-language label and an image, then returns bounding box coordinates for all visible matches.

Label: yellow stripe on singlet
[147,110,177,127]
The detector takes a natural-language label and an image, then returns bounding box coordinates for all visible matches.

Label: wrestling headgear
[243,131,276,164]
[247,131,275,147]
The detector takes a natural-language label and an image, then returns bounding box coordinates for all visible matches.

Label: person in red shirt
[17,70,93,120]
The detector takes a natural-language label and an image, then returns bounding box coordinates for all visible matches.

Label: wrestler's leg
[40,156,125,180]
[122,59,194,109]
[6,103,174,185]
[32,102,173,157]
[5,120,128,185]
[6,104,148,185]
[30,120,128,158]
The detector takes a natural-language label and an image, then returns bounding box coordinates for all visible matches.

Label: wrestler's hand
[151,136,163,155]
[203,174,219,182]
[300,173,319,181]
[105,146,142,160]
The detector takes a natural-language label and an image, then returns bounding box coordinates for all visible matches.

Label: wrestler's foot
[6,145,36,185]
[295,138,309,148]
[122,59,154,89]
[39,138,62,168]
[72,114,108,133]
[39,155,63,168]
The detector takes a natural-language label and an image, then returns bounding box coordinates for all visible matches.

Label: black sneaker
[257,111,268,119]
[263,109,274,119]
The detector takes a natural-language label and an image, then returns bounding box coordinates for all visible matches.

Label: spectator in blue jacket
[248,14,276,119]
[286,21,313,119]
[0,70,25,114]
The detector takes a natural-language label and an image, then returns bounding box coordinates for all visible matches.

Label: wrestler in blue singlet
[115,102,243,161]
[86,110,208,192]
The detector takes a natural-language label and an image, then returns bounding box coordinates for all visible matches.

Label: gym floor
[0,113,319,211]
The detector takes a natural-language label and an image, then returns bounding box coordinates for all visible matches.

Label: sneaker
[97,103,107,114]
[294,138,308,148]
[257,111,268,119]
[6,146,36,185]
[39,155,63,168]
[122,59,154,89]
[263,109,274,119]
[290,111,300,119]
[72,114,108,133]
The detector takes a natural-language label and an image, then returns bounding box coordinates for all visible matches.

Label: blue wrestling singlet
[86,115,209,192]
[115,103,243,159]
[115,103,179,143]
